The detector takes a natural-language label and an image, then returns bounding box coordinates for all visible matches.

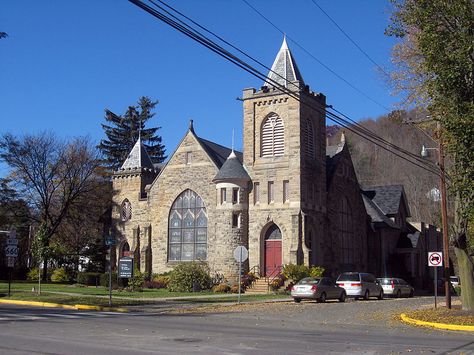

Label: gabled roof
[362,185,410,217]
[120,136,155,171]
[213,151,250,182]
[361,193,397,229]
[325,143,345,189]
[198,137,243,169]
[265,37,305,89]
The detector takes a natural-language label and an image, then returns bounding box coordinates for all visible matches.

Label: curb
[0,299,128,313]
[400,313,474,332]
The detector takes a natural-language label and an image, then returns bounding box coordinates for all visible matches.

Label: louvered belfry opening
[261,113,284,157]
[304,119,315,159]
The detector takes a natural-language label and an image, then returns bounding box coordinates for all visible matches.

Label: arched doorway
[264,224,282,276]
[120,241,130,257]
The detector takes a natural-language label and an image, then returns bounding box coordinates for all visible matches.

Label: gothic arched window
[168,189,207,261]
[261,114,284,157]
[340,197,354,264]
[304,119,315,159]
[121,199,132,222]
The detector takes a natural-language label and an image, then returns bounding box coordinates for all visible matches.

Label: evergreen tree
[98,96,166,171]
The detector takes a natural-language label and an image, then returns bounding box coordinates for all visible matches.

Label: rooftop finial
[231,128,235,152]
[189,119,194,133]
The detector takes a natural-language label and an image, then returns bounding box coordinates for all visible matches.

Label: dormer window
[261,114,284,157]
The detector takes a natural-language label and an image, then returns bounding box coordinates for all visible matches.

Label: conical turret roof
[265,37,305,89]
[213,150,250,182]
[120,136,155,171]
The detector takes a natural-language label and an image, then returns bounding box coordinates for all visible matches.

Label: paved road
[0,297,472,354]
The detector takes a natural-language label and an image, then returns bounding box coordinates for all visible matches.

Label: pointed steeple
[120,136,155,171]
[265,36,305,89]
[213,150,250,183]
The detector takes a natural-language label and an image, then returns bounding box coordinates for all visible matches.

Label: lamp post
[421,125,451,309]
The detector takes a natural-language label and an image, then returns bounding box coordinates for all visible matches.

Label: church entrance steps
[245,278,271,294]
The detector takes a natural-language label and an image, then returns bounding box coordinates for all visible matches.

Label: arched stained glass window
[261,114,284,157]
[121,199,132,222]
[168,189,207,261]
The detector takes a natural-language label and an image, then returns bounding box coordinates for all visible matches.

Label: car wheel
[294,298,301,303]
[339,291,346,303]
[317,292,326,303]
[378,290,384,300]
[363,290,369,300]
[396,290,401,298]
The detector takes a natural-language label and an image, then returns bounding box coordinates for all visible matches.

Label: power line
[310,0,391,78]
[128,0,441,177]
[240,0,391,111]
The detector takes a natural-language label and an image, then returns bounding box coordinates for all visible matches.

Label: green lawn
[0,281,289,307]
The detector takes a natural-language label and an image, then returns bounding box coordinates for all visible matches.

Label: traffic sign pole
[434,267,437,309]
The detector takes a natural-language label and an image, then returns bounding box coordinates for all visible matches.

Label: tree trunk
[42,257,48,281]
[453,246,474,311]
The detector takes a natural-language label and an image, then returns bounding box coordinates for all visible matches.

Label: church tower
[243,38,327,275]
[112,136,158,274]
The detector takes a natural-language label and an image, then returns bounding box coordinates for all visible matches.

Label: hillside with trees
[328,110,444,226]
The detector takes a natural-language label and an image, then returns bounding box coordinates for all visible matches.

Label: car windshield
[297,278,320,285]
[337,273,359,282]
[377,278,392,285]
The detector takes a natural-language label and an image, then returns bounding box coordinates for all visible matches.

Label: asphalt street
[0,296,472,354]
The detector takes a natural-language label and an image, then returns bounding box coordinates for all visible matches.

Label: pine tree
[98,97,166,170]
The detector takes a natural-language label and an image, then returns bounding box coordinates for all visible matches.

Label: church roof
[198,137,243,168]
[325,143,345,189]
[265,37,305,89]
[361,193,397,229]
[120,136,155,171]
[362,185,410,217]
[213,150,250,182]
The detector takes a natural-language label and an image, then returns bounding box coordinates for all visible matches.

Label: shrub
[454,286,461,296]
[27,268,41,281]
[309,266,325,278]
[230,284,244,293]
[282,264,309,283]
[152,275,170,288]
[167,261,212,292]
[269,274,286,291]
[144,280,167,289]
[100,272,118,288]
[128,271,145,292]
[241,272,257,288]
[212,283,231,293]
[76,272,101,286]
[51,268,69,283]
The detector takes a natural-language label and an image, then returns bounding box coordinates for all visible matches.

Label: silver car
[336,272,384,300]
[291,277,347,303]
[377,278,414,298]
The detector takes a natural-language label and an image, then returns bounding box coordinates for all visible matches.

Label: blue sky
[1,1,400,174]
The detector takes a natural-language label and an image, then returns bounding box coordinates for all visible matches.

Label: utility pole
[437,123,451,309]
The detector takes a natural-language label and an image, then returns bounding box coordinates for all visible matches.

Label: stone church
[111,38,375,281]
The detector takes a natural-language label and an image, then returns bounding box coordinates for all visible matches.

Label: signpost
[4,229,18,297]
[105,234,116,307]
[233,246,248,304]
[428,251,443,308]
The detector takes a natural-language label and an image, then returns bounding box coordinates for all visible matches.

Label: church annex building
[111,39,441,286]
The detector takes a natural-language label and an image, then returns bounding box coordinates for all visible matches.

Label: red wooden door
[265,240,282,276]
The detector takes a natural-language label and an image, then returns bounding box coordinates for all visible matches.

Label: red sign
[428,252,443,267]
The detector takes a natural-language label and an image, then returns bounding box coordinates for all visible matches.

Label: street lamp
[421,137,451,309]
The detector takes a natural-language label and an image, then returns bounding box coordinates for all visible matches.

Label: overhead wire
[128,0,441,177]
[309,0,391,79]
[240,0,391,111]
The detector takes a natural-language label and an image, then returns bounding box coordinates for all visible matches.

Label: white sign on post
[233,246,248,262]
[7,257,15,268]
[428,252,443,267]
[5,245,19,257]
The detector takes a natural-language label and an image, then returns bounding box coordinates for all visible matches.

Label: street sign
[7,238,18,245]
[7,257,15,268]
[5,245,19,257]
[233,246,248,263]
[105,235,116,246]
[428,252,443,267]
[9,230,16,239]
[118,257,134,278]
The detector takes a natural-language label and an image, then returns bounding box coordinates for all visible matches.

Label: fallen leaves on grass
[405,306,474,326]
